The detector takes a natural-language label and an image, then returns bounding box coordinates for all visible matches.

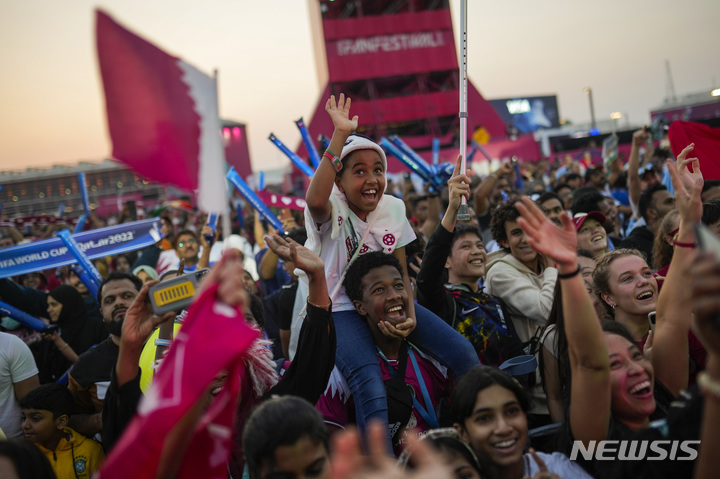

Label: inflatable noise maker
[380,136,454,195]
[56,229,106,298]
[204,212,219,247]
[227,167,285,234]
[0,301,59,333]
[295,118,321,169]
[74,172,92,233]
[268,133,315,178]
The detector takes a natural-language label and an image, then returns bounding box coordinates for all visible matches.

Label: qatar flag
[96,285,259,479]
[96,10,227,213]
[669,121,720,181]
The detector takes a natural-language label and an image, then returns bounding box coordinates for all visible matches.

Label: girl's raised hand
[515,196,577,268]
[326,93,359,134]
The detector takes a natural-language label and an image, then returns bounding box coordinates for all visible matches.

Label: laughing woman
[572,211,609,259]
[513,144,706,478]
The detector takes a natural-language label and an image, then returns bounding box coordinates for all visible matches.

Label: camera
[148,269,210,315]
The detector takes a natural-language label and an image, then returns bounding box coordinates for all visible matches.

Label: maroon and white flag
[96,285,259,479]
[96,10,227,213]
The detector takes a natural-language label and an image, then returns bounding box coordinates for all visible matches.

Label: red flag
[668,121,720,180]
[96,285,259,479]
[96,10,227,212]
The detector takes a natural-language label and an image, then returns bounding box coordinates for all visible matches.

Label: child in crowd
[19,383,104,479]
[243,396,330,479]
[317,252,453,453]
[303,94,477,443]
[417,156,524,367]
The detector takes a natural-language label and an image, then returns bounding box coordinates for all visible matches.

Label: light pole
[610,111,622,133]
[584,87,596,132]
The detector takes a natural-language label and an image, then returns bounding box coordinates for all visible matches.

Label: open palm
[325,93,359,133]
[515,197,578,267]
[668,143,703,223]
[266,233,324,275]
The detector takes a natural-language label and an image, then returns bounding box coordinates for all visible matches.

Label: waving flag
[96,10,227,213]
[97,285,259,479]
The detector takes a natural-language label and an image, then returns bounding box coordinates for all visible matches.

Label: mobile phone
[648,311,656,332]
[695,223,720,259]
[695,223,720,330]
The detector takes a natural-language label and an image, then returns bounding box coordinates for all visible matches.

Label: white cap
[339,134,387,170]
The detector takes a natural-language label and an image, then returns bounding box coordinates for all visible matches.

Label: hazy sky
[1,0,718,173]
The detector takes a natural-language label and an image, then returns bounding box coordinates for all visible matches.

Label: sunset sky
[1,0,718,174]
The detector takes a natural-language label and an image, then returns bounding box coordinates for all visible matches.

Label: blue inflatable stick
[432,138,440,166]
[389,136,435,179]
[227,167,284,233]
[205,212,219,246]
[268,133,315,178]
[78,172,91,217]
[0,300,56,333]
[57,229,103,298]
[295,118,321,169]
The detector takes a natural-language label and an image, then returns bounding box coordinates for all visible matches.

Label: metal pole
[456,0,471,221]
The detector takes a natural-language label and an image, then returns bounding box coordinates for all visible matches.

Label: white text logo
[570,440,700,461]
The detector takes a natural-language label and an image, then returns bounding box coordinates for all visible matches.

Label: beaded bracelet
[323,150,343,172]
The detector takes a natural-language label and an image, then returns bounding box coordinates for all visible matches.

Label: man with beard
[67,272,142,439]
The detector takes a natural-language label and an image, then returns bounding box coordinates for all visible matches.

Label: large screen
[489,95,560,133]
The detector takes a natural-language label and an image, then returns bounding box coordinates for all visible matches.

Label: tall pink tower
[297,0,517,172]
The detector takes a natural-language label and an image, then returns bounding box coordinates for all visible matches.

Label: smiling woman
[448,366,591,478]
[593,249,657,344]
[573,212,609,259]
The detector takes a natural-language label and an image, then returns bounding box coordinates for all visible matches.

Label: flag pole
[457,0,471,221]
[214,68,231,243]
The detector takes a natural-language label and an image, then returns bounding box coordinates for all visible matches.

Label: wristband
[308,298,332,311]
[154,338,172,347]
[323,150,343,172]
[698,371,720,401]
[557,265,581,279]
[672,239,696,248]
[58,343,69,352]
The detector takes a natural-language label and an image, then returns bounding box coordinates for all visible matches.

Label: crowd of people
[1,94,720,479]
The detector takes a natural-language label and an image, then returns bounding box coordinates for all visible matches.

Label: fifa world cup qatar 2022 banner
[0,218,162,278]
